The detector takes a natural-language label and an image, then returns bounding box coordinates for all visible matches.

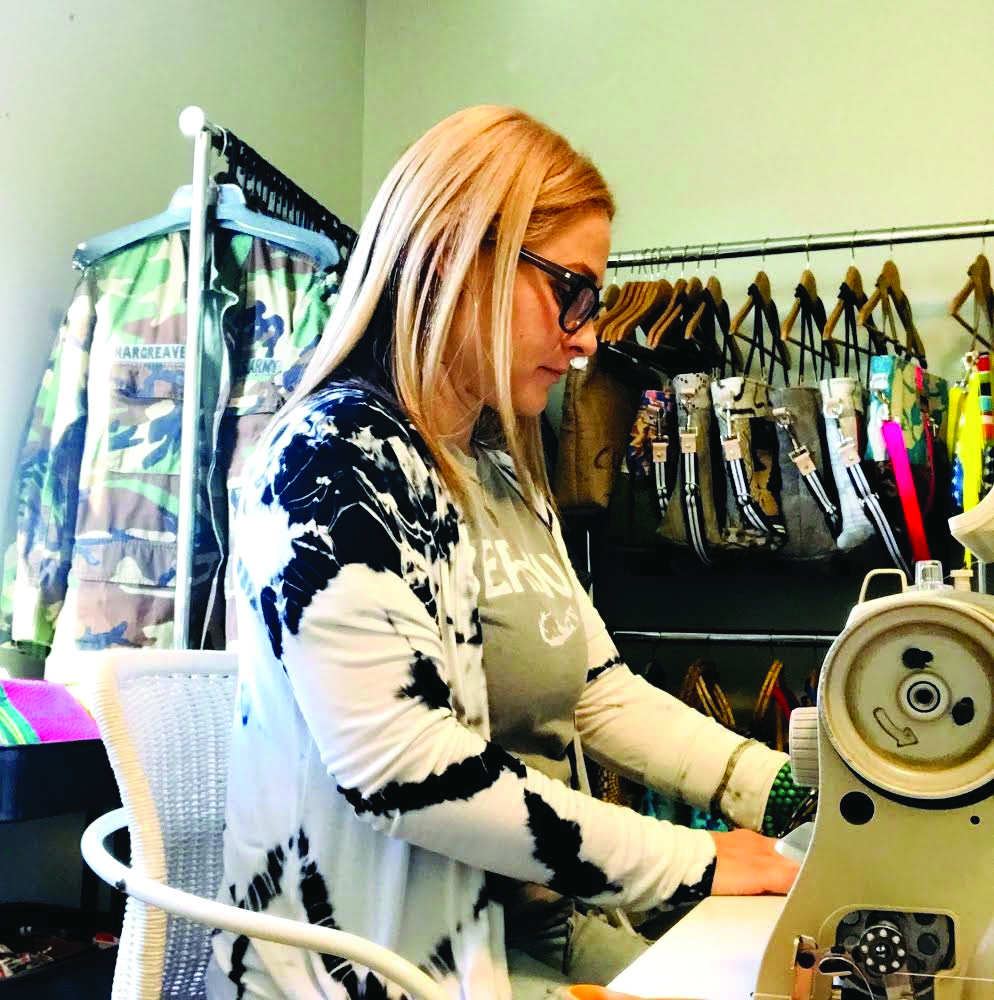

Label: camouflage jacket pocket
[106,361,185,476]
[71,534,177,588]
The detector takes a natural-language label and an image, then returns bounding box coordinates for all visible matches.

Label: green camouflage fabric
[866,355,949,466]
[2,228,341,657]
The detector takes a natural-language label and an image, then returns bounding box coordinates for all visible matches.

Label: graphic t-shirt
[455,449,586,783]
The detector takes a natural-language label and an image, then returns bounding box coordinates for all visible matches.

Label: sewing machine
[755,554,994,1000]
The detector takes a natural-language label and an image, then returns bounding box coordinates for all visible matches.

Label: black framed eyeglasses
[519,247,601,334]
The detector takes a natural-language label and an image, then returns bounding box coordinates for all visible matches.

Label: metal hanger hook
[805,235,812,266]
[762,237,769,264]
[713,242,720,270]
[697,243,705,272]
[851,230,857,261]
[983,221,990,252]
[890,227,896,256]
[681,244,689,278]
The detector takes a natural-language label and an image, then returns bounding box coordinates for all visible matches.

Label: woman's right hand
[709,828,799,896]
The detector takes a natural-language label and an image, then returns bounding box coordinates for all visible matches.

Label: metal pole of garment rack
[174,106,221,650]
[607,219,994,268]
[612,630,834,646]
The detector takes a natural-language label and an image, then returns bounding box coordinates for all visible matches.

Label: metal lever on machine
[790,935,817,1000]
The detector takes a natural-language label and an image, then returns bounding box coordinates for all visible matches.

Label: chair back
[89,649,237,1000]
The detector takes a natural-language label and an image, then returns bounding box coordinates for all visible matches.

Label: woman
[209,106,801,1000]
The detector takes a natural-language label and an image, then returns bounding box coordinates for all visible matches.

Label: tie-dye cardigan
[211,385,787,999]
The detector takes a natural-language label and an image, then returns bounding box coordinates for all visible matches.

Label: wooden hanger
[677,275,744,373]
[728,271,790,379]
[685,275,723,341]
[730,271,773,334]
[781,270,838,378]
[823,266,865,339]
[594,278,638,337]
[780,269,816,339]
[646,277,688,347]
[601,283,622,313]
[858,260,927,363]
[949,253,993,349]
[822,265,883,380]
[600,279,672,344]
[649,276,703,347]
[596,278,648,340]
[617,279,673,343]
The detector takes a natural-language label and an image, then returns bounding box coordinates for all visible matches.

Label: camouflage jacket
[2,228,341,656]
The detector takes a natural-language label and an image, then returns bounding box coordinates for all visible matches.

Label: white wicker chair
[79,649,448,1000]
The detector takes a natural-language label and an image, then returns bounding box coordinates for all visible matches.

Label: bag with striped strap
[657,372,727,565]
[709,375,787,555]
[770,383,842,563]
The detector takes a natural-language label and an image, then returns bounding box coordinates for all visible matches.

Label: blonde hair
[287,105,614,505]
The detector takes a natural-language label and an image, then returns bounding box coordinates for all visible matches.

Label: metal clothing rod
[174,106,224,649]
[613,630,835,646]
[608,219,994,269]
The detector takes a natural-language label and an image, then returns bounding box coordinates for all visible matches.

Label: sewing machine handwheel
[821,599,994,801]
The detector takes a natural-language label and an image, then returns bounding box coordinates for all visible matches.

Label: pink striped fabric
[2,679,98,743]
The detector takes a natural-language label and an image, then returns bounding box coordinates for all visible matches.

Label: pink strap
[882,419,930,563]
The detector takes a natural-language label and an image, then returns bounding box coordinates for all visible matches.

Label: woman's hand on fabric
[708,828,799,896]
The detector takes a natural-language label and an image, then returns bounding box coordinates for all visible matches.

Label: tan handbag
[554,349,643,516]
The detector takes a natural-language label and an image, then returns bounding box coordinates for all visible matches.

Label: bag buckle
[790,445,816,476]
[772,406,804,453]
[823,397,845,421]
[839,436,861,467]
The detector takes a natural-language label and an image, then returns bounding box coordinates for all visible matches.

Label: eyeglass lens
[563,285,598,331]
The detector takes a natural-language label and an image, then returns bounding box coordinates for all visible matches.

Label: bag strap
[717,402,787,545]
[647,397,674,518]
[916,365,938,517]
[680,432,715,566]
[882,417,930,563]
[825,395,911,575]
[772,405,842,537]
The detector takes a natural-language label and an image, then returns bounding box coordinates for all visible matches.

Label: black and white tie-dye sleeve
[570,564,787,832]
[237,398,717,911]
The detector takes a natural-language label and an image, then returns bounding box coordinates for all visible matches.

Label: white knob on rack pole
[178,105,207,138]
[789,707,819,788]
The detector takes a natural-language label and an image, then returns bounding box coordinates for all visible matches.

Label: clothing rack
[212,127,357,251]
[612,630,834,646]
[607,219,994,269]
[173,105,354,649]
[175,106,217,649]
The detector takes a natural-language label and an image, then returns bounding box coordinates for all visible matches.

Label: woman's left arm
[556,538,786,832]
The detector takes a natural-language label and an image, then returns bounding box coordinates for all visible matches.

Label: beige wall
[0,0,365,576]
[362,0,994,379]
